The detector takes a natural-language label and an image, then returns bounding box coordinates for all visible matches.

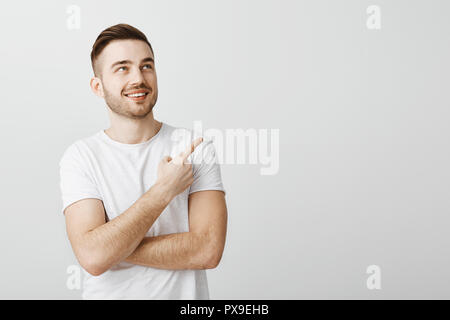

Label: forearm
[80,184,171,274]
[124,232,212,270]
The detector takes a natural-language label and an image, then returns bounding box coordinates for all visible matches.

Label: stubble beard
[103,86,158,120]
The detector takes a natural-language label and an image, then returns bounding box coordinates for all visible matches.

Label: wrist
[150,181,174,206]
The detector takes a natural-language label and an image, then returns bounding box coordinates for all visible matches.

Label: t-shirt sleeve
[189,139,226,195]
[59,143,102,214]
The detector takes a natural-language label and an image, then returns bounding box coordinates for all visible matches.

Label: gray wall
[0,0,449,299]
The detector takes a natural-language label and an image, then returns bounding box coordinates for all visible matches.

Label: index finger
[181,137,203,161]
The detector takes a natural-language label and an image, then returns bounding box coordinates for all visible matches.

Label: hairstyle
[90,23,154,76]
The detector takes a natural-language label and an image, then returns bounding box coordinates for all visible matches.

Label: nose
[128,66,145,87]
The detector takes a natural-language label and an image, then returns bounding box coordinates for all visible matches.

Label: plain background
[0,0,449,299]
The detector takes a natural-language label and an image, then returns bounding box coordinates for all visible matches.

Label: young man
[59,24,227,299]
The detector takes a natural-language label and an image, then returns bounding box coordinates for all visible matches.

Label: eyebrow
[141,57,154,64]
[110,57,154,69]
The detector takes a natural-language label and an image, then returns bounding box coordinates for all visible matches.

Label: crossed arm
[125,190,227,270]
[64,189,227,275]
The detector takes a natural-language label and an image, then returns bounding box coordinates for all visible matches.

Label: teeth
[127,92,146,97]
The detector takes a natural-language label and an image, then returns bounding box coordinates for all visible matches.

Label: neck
[105,110,162,144]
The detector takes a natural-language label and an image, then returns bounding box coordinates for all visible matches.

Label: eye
[142,64,153,70]
[117,66,128,72]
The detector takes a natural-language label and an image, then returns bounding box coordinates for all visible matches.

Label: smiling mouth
[124,90,149,101]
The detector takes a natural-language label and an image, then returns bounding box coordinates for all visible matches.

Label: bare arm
[64,138,204,276]
[124,190,228,270]
[65,184,170,276]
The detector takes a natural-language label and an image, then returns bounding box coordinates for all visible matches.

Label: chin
[128,106,153,118]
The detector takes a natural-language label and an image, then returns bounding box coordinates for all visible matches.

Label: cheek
[104,80,125,96]
[145,73,157,85]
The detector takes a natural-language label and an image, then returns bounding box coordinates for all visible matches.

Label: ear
[90,76,104,98]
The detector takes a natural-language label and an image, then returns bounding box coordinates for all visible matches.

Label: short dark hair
[90,23,154,76]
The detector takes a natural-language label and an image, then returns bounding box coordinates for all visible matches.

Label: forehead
[98,39,154,66]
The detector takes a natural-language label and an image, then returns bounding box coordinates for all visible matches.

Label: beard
[103,85,158,120]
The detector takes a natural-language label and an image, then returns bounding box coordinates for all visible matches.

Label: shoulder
[161,122,196,142]
[59,131,102,166]
[162,121,212,145]
[161,122,197,149]
[162,122,217,165]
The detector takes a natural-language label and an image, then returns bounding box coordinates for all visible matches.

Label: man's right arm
[64,182,171,276]
[64,137,203,276]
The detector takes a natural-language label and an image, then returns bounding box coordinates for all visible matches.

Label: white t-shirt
[58,122,225,299]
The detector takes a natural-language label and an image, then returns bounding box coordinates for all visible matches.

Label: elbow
[205,259,220,269]
[78,251,109,276]
[83,262,107,277]
[203,245,224,270]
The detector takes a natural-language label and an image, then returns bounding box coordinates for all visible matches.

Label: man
[59,24,227,299]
